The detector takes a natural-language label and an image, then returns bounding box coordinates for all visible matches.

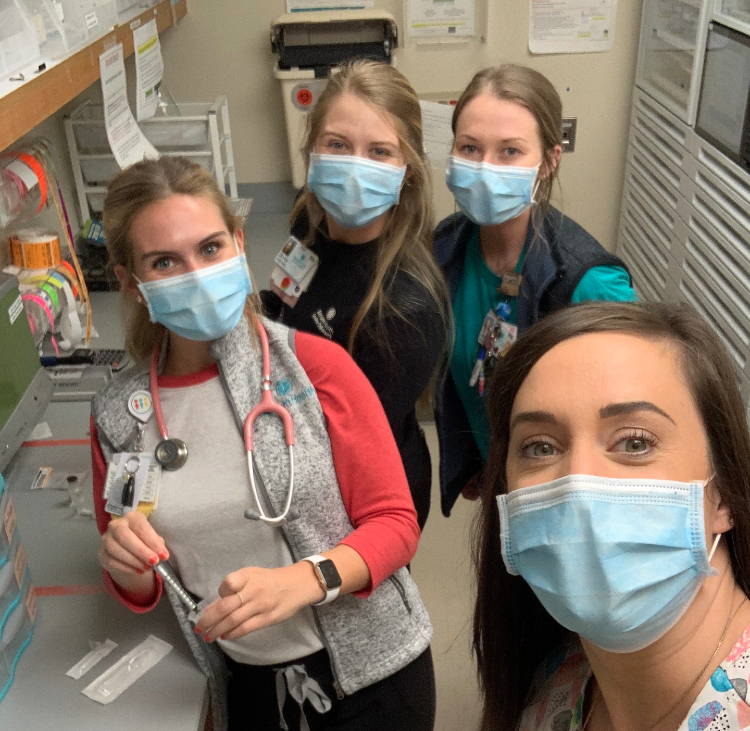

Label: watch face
[317,559,343,589]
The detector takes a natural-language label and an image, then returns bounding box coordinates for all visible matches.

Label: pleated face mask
[497,473,719,653]
[307,153,406,229]
[446,156,539,226]
[137,237,253,342]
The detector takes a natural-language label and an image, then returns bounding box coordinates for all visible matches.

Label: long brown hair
[103,157,260,361]
[474,301,750,730]
[292,59,449,352]
[452,64,563,219]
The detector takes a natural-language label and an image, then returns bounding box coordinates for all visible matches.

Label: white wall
[159,0,645,251]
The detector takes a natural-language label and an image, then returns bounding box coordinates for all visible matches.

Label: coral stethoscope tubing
[149,320,296,525]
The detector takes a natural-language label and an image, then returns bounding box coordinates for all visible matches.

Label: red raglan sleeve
[293,331,420,596]
[91,416,162,612]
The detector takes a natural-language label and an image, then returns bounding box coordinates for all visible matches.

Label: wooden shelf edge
[0,0,188,152]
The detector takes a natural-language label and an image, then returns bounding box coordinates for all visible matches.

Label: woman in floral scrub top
[472,302,750,731]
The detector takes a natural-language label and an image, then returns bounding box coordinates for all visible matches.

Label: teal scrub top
[449,226,637,461]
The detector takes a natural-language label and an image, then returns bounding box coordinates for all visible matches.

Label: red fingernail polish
[148,556,158,566]
[204,634,211,642]
[144,564,152,571]
[136,569,144,575]
[159,550,169,561]
[194,626,201,634]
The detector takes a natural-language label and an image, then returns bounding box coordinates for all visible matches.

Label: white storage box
[52,0,117,54]
[0,0,41,80]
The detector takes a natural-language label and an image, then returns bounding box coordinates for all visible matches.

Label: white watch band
[301,555,340,606]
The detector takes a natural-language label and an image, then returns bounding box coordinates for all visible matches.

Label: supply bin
[270,9,398,189]
[0,476,36,703]
[0,0,42,82]
[0,572,35,702]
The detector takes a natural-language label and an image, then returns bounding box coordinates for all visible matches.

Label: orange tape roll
[10,229,62,269]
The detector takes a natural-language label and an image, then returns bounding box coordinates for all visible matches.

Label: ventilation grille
[694,170,750,234]
[633,113,685,169]
[626,169,678,233]
[618,220,667,301]
[697,144,750,208]
[634,91,688,147]
[630,154,678,208]
[680,229,750,372]
[631,130,681,188]
[623,206,670,267]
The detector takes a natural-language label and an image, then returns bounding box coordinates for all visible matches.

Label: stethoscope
[147,319,297,526]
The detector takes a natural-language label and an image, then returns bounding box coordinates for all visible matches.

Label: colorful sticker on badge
[128,391,153,423]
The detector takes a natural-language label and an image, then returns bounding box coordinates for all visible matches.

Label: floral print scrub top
[519,624,750,731]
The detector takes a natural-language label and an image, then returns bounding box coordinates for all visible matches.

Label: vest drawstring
[274,663,332,731]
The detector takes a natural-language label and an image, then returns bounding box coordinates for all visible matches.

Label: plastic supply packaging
[81,635,172,705]
[66,639,118,679]
[0,580,36,702]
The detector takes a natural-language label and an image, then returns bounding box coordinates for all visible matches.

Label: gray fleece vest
[91,316,432,731]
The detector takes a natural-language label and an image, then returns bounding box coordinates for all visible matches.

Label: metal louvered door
[617,89,694,301]
[675,136,750,406]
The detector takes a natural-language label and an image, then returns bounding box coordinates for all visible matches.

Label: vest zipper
[389,574,412,613]
[217,360,347,702]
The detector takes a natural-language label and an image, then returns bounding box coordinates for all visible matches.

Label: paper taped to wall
[99,44,158,169]
[529,0,617,55]
[419,101,454,169]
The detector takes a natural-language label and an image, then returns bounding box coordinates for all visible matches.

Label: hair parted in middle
[292,58,450,353]
[451,64,564,220]
[473,300,750,731]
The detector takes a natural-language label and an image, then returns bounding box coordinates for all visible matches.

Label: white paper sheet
[286,0,372,11]
[407,0,475,38]
[419,100,454,169]
[133,19,164,121]
[529,0,617,55]
[99,44,158,169]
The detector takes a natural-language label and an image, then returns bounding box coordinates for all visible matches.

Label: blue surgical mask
[307,153,406,229]
[497,474,719,653]
[137,245,253,342]
[446,156,539,226]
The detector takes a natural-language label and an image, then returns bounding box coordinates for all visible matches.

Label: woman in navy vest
[434,65,636,517]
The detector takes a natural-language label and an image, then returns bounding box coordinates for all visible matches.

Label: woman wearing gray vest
[91,157,434,731]
[434,65,637,518]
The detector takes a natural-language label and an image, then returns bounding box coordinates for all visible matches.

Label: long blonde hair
[103,157,260,361]
[293,59,449,353]
[452,65,563,219]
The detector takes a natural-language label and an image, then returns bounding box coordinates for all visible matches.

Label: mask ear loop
[705,472,724,564]
[708,533,722,563]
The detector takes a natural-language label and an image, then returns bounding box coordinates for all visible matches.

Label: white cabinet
[617,87,750,401]
[636,0,712,123]
[715,0,750,34]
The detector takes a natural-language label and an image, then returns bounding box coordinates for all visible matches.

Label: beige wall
[1,0,645,262]
[158,0,645,251]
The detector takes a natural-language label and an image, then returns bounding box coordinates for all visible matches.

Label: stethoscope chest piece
[155,438,189,471]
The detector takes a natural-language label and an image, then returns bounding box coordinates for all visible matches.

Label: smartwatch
[302,555,342,606]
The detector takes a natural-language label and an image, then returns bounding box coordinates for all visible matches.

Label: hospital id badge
[275,236,319,283]
[489,321,518,358]
[270,259,319,308]
[104,453,160,518]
